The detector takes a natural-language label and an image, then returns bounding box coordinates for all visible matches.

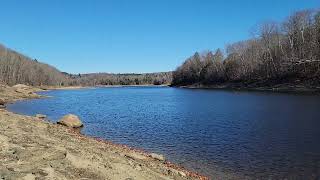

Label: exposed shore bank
[171,82,320,94]
[0,85,206,180]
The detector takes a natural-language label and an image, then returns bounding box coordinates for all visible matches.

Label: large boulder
[12,84,30,89]
[35,114,47,119]
[150,153,165,161]
[58,114,83,128]
[12,84,42,95]
[0,99,6,108]
[13,84,31,94]
[0,98,5,105]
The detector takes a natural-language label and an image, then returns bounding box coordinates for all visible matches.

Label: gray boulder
[58,114,83,128]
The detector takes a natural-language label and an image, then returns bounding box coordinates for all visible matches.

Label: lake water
[7,87,320,179]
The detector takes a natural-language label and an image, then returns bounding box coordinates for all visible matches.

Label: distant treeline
[0,44,172,86]
[172,9,320,87]
[65,72,172,86]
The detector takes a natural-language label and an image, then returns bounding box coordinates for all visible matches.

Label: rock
[35,114,47,119]
[178,171,187,177]
[12,84,30,89]
[150,153,165,161]
[169,169,187,177]
[134,164,143,171]
[125,153,147,160]
[15,89,25,93]
[0,98,5,105]
[12,84,34,94]
[58,114,83,128]
[0,104,6,109]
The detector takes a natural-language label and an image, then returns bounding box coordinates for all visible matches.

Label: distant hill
[0,44,172,86]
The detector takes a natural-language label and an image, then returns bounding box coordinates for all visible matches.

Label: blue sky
[0,0,318,74]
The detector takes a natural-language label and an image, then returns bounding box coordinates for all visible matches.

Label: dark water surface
[7,87,320,179]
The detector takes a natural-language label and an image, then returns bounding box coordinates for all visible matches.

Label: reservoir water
[7,87,320,179]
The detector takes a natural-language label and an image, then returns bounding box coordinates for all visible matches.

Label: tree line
[0,44,172,86]
[65,72,172,86]
[172,9,320,87]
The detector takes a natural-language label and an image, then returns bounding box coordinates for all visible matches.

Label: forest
[172,9,320,88]
[65,72,172,86]
[0,44,171,86]
[0,44,68,86]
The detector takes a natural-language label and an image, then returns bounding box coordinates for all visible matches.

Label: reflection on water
[7,87,320,179]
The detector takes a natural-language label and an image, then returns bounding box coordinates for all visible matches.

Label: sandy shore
[0,85,206,180]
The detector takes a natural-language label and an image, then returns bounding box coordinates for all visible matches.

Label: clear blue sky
[0,0,318,74]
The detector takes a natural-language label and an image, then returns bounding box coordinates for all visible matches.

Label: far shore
[39,86,94,90]
[39,84,170,90]
[0,84,207,180]
[38,82,320,94]
[97,84,170,87]
[171,82,320,94]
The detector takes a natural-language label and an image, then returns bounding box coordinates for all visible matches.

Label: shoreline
[171,83,320,94]
[96,84,170,88]
[39,86,95,90]
[36,84,170,91]
[40,83,320,94]
[0,85,207,180]
[40,84,170,89]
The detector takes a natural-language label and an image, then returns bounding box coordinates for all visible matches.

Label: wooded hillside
[0,44,68,86]
[172,9,320,88]
[0,44,172,86]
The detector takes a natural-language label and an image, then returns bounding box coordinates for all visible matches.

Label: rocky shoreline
[0,85,207,180]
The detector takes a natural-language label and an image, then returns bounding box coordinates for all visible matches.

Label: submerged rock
[150,153,165,161]
[58,114,83,128]
[35,114,47,119]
